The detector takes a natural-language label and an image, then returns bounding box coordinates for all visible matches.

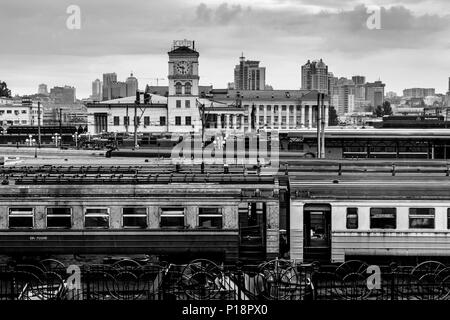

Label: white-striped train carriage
[289,170,450,264]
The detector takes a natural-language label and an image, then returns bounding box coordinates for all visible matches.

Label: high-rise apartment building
[49,86,76,104]
[301,59,328,94]
[351,76,366,85]
[125,73,139,97]
[91,79,102,101]
[38,84,48,95]
[234,55,266,91]
[403,88,435,99]
[366,81,386,107]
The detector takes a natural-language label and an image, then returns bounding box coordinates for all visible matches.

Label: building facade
[403,88,435,99]
[233,55,266,91]
[0,99,43,127]
[86,41,330,134]
[126,73,139,97]
[91,79,102,102]
[49,86,76,104]
[365,81,385,107]
[38,84,48,95]
[301,59,328,94]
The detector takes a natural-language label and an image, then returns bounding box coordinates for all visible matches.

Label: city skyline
[1,0,449,98]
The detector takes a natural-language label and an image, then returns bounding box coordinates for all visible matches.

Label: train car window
[46,207,72,229]
[448,209,450,229]
[198,208,223,229]
[346,208,358,229]
[8,208,34,229]
[370,208,396,229]
[123,207,148,228]
[85,208,109,229]
[409,208,435,229]
[160,208,185,228]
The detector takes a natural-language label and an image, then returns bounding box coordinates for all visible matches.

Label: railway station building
[86,40,329,134]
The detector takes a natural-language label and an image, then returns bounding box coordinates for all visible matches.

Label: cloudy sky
[1,0,449,98]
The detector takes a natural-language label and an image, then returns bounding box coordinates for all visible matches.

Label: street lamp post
[72,132,78,149]
[52,133,60,148]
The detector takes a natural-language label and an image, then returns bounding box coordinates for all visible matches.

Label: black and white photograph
[0,0,450,316]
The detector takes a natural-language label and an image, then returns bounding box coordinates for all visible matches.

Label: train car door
[238,202,267,262]
[303,204,331,262]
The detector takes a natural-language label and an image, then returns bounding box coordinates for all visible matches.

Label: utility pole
[59,107,62,148]
[37,102,41,148]
[320,93,326,159]
[316,93,321,159]
[134,90,139,149]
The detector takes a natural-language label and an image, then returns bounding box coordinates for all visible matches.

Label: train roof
[288,159,450,200]
[284,128,450,139]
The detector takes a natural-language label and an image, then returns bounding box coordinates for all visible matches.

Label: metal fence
[1,258,450,300]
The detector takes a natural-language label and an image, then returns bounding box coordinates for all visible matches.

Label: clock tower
[168,40,200,133]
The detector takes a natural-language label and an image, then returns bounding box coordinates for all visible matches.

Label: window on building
[14,120,19,124]
[198,208,223,229]
[6,110,11,114]
[185,100,190,108]
[274,116,279,124]
[266,105,271,111]
[259,105,264,111]
[185,116,191,126]
[259,116,264,125]
[21,120,27,124]
[346,208,358,229]
[21,110,27,114]
[123,207,147,228]
[176,100,182,108]
[9,208,34,229]
[409,208,435,229]
[47,207,71,229]
[289,105,294,112]
[274,105,278,112]
[160,208,185,228]
[370,208,396,229]
[175,82,182,95]
[114,116,120,126]
[175,116,181,125]
[160,116,166,126]
[124,116,130,126]
[296,105,301,111]
[144,116,150,126]
[85,208,109,229]
[185,82,192,95]
[282,105,287,111]
[281,116,287,125]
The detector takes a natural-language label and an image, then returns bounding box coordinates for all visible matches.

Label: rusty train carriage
[0,170,280,264]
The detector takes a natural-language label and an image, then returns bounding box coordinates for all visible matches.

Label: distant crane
[147,78,165,86]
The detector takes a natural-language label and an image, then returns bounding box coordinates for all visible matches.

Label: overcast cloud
[0,0,449,98]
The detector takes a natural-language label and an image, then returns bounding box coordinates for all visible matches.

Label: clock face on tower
[175,61,191,75]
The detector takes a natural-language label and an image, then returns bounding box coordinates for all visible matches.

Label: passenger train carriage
[2,160,450,264]
[289,165,450,263]
[0,165,280,264]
